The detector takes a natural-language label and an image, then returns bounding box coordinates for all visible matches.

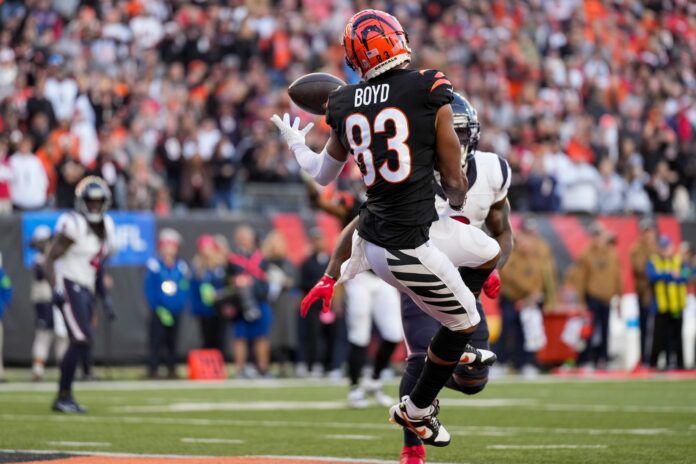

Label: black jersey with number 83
[326,68,454,249]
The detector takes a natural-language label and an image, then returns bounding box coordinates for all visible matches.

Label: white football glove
[270,113,315,149]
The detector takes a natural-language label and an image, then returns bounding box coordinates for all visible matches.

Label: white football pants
[344,272,403,347]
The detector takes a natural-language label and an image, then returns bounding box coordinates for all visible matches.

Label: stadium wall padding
[0,213,694,365]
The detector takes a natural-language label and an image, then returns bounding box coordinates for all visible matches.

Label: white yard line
[112,398,536,413]
[0,378,341,392]
[540,403,696,414]
[116,400,350,413]
[487,444,608,450]
[0,413,396,430]
[46,441,111,447]
[180,438,244,445]
[452,425,671,436]
[0,414,687,437]
[323,434,377,441]
[0,375,688,393]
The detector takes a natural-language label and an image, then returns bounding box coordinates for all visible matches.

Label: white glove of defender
[270,113,315,149]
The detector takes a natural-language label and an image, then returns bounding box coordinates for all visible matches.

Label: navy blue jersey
[327,68,454,249]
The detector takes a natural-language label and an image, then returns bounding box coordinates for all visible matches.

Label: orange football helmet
[342,9,411,80]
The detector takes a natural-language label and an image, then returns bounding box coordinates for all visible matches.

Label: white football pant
[344,272,403,347]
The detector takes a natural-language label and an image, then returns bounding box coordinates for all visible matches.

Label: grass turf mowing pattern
[0,379,695,464]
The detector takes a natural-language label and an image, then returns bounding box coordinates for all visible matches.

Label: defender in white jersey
[301,94,513,464]
[400,95,513,464]
[45,176,117,413]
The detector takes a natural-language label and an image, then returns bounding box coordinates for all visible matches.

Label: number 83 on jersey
[346,107,411,186]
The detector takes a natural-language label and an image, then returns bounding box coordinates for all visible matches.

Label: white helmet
[75,176,112,223]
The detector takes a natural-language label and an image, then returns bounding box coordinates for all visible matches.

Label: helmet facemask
[453,113,480,172]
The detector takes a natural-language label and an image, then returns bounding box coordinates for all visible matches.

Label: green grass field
[0,376,695,463]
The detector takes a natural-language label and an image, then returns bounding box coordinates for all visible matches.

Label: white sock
[404,396,433,419]
[33,361,45,378]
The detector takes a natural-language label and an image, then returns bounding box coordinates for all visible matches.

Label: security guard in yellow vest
[647,236,689,369]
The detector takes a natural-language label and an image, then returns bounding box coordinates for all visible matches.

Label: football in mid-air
[288,72,346,115]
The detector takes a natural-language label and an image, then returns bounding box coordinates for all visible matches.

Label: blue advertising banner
[22,211,155,267]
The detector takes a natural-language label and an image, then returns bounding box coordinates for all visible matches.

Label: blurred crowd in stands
[0,0,693,216]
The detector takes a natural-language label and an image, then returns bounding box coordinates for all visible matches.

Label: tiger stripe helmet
[342,9,411,80]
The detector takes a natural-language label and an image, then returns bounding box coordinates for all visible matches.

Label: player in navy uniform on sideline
[272,9,494,446]
[44,176,117,413]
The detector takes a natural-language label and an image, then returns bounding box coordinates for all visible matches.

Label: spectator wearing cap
[9,137,49,211]
[647,236,690,370]
[630,221,658,366]
[143,228,190,379]
[576,224,623,369]
[0,252,13,382]
[227,225,272,378]
[190,234,227,353]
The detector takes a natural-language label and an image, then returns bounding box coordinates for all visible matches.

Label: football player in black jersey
[272,9,484,446]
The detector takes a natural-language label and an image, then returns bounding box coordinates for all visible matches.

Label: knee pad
[447,366,489,395]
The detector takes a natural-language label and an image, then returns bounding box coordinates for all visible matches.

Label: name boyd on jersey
[354,84,390,107]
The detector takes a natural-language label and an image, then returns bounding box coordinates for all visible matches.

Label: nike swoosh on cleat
[399,412,428,438]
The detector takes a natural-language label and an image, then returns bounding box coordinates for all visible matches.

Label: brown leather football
[288,72,346,115]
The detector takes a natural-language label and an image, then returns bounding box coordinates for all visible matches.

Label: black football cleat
[389,396,450,447]
[52,397,87,414]
[459,344,497,368]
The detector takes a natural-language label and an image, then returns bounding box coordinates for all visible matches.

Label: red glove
[300,274,336,317]
[482,269,501,299]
